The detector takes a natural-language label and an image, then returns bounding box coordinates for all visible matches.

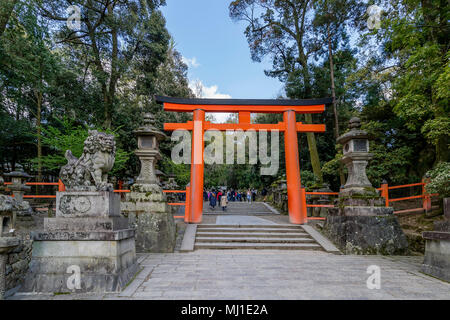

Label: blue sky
[161,0,284,104]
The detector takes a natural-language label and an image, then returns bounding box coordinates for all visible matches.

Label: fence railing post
[184,186,191,223]
[422,178,431,211]
[380,180,389,207]
[300,186,307,222]
[58,179,65,192]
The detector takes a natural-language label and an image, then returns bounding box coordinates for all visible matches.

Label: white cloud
[188,80,232,123]
[182,56,200,68]
[188,79,231,99]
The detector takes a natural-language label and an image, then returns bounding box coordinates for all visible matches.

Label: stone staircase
[194,224,323,250]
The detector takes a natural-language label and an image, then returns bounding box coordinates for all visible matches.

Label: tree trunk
[103,3,118,130]
[301,65,323,184]
[304,114,323,183]
[35,63,44,183]
[290,2,323,184]
[327,24,345,186]
[103,94,112,129]
[0,0,17,37]
[36,91,42,183]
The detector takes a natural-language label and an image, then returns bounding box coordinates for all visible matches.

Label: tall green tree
[312,0,365,185]
[0,0,61,181]
[229,0,329,182]
[363,0,449,164]
[40,0,169,129]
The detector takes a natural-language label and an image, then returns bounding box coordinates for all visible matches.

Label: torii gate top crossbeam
[155,95,332,113]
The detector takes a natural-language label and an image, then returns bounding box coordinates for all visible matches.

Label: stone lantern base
[121,183,175,253]
[323,188,408,255]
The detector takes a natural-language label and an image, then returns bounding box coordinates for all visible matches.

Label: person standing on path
[217,189,223,203]
[220,190,228,211]
[247,189,252,203]
[209,190,217,210]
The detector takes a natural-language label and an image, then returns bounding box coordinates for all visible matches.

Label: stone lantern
[337,117,373,195]
[4,168,31,203]
[3,168,32,216]
[134,113,167,186]
[166,174,179,190]
[121,112,175,253]
[323,117,408,255]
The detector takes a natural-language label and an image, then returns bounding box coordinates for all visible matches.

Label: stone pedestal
[22,191,137,293]
[121,183,175,253]
[421,197,450,281]
[325,190,408,254]
[325,215,408,255]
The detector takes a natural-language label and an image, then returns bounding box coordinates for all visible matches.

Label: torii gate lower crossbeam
[156,96,331,225]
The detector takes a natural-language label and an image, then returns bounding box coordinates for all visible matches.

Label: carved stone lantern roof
[336,117,369,145]
[134,113,166,141]
[155,170,166,177]
[4,169,32,181]
[4,168,31,194]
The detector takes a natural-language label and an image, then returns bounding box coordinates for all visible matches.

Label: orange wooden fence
[377,178,438,215]
[4,179,65,198]
[2,179,438,221]
[300,178,438,220]
[303,189,339,221]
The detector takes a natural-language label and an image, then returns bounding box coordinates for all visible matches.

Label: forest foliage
[0,0,448,192]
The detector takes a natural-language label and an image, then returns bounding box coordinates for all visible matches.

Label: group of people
[203,187,268,211]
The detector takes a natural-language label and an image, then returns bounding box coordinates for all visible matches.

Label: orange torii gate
[156,96,331,225]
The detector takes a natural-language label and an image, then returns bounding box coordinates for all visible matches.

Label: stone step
[203,211,273,214]
[197,227,302,233]
[196,232,309,238]
[204,207,271,210]
[194,242,323,250]
[198,224,302,229]
[195,237,316,243]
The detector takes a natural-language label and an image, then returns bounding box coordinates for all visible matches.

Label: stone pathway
[10,250,450,300]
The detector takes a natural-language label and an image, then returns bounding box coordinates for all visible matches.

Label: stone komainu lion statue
[60,130,116,191]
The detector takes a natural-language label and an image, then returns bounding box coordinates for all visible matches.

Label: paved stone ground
[10,250,449,300]
[8,212,449,300]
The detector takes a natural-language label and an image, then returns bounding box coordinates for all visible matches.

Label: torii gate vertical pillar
[284,110,307,224]
[188,109,205,223]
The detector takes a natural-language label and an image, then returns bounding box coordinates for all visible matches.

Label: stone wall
[5,238,32,296]
[3,214,44,297]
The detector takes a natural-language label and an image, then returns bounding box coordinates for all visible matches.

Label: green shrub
[425,162,450,198]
